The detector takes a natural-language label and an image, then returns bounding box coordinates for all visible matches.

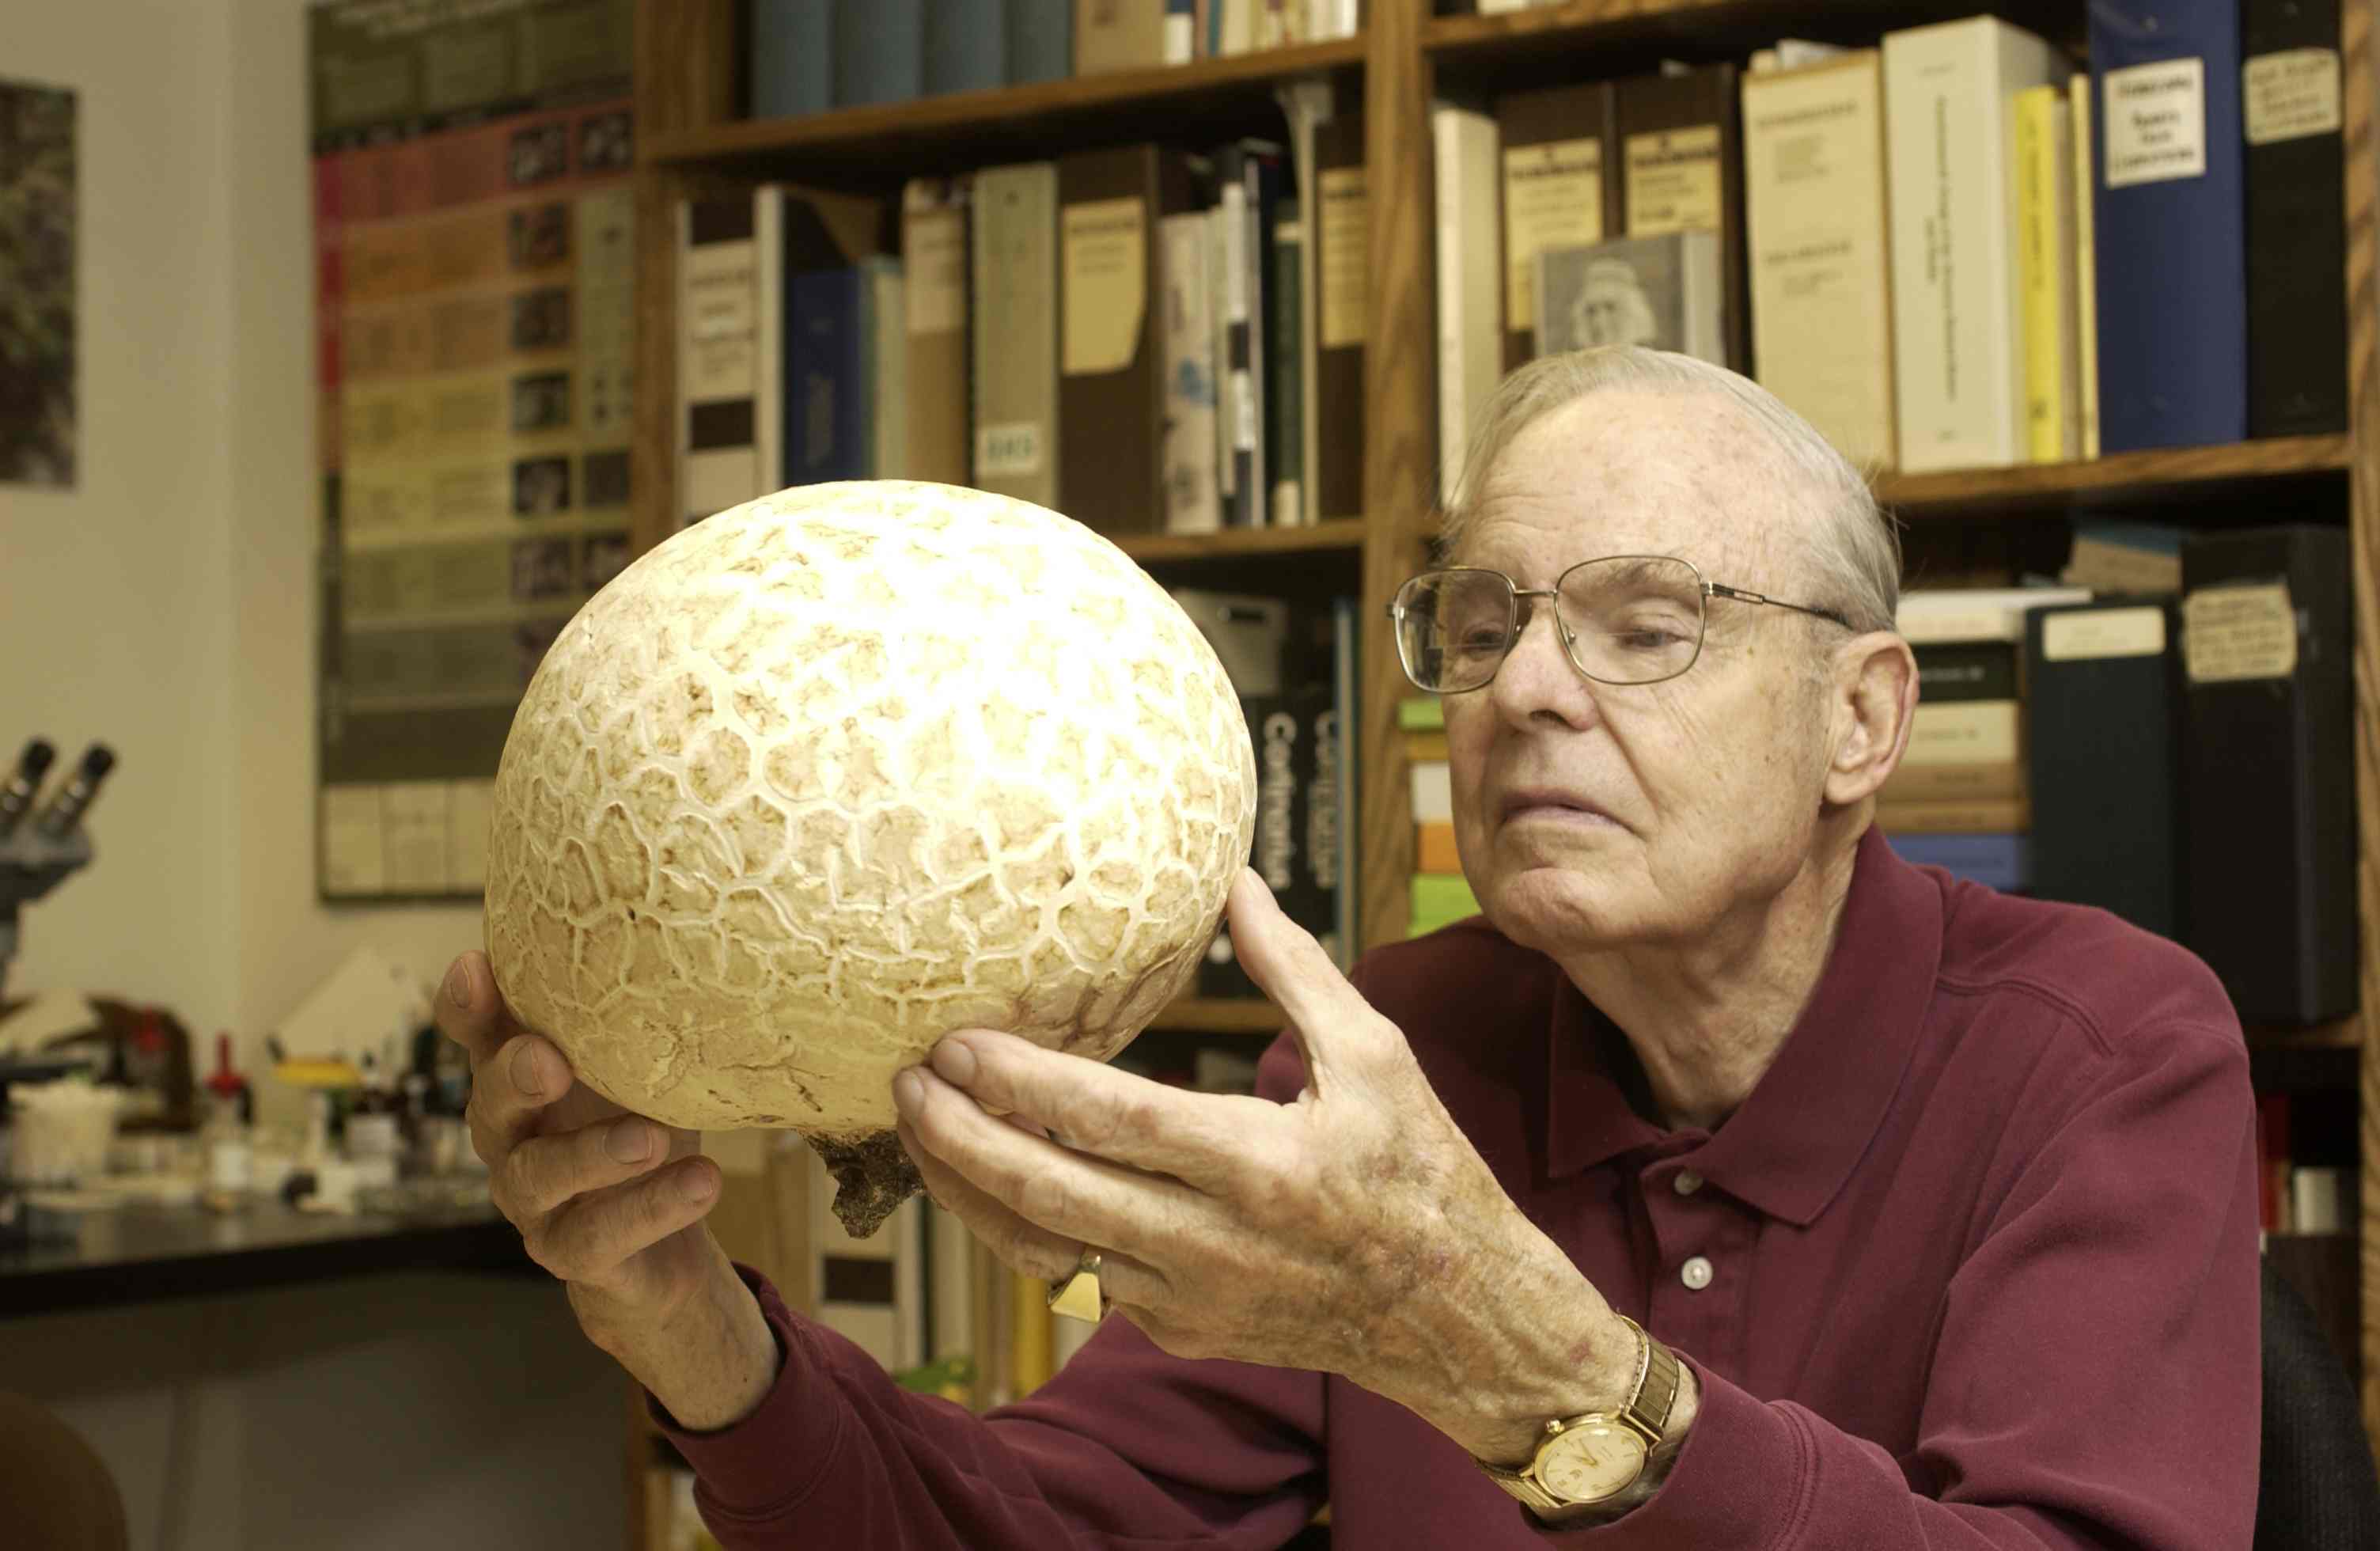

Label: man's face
[1444,388,1839,954]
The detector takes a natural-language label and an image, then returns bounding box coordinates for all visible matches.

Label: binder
[2179,525,2355,1024]
[2242,0,2349,436]
[2089,0,2249,451]
[2025,598,2182,938]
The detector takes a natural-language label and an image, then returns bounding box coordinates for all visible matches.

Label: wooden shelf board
[1112,517,1368,566]
[643,38,1363,181]
[1147,998,1288,1035]
[1425,0,2084,65]
[2248,1016,2365,1051]
[1874,435,2353,518]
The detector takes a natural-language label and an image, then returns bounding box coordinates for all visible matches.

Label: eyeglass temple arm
[1704,583,1851,628]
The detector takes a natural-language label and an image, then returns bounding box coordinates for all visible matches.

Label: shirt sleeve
[654,1025,1336,1550]
[1525,1017,2262,1549]
[657,1268,1328,1550]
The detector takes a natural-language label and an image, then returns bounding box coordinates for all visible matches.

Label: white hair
[1435,346,1903,636]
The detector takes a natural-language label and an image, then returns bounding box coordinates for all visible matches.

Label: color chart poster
[309,0,634,900]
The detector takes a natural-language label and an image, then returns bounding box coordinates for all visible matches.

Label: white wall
[0,5,624,1546]
[0,0,488,1044]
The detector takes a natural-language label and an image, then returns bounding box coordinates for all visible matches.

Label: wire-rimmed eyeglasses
[1384,556,1851,694]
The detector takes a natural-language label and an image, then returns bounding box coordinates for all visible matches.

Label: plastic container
[8,1079,123,1186]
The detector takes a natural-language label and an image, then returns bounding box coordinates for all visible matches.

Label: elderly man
[439,346,2258,1546]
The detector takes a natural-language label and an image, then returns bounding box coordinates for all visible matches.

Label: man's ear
[1824,632,1918,806]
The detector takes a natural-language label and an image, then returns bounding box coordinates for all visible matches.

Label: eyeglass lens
[1396,558,1705,691]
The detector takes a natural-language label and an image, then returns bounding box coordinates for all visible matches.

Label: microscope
[0,739,116,1003]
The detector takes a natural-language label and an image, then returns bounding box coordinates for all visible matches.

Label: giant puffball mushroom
[483,481,1259,1235]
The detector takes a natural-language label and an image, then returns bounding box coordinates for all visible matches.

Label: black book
[2244,0,2349,435]
[2024,600,2183,938]
[2178,525,2355,1024]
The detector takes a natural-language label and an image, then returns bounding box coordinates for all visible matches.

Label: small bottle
[33,744,116,839]
[202,1033,252,1212]
[0,738,55,838]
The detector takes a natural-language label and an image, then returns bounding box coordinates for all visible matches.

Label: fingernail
[893,1067,926,1119]
[510,1041,545,1098]
[444,958,472,1007]
[930,1037,977,1090]
[606,1118,652,1163]
[680,1165,717,1203]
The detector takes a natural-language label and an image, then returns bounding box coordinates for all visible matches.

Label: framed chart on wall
[308,0,635,901]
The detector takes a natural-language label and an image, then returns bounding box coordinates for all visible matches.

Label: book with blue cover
[2088,0,2249,451]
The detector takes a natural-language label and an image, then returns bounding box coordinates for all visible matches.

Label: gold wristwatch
[1476,1317,1682,1518]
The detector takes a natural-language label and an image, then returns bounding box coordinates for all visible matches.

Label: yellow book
[1417,819,1460,873]
[2014,85,2079,462]
[2069,73,2099,460]
[1404,730,1450,761]
[1010,1272,1054,1396]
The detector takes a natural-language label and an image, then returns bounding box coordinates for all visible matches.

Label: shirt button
[1681,1255,1714,1291]
[1672,1170,1704,1196]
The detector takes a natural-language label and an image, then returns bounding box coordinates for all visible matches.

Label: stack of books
[1401,696,1480,937]
[1875,586,2088,891]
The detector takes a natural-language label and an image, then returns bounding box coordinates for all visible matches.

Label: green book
[1408,871,1480,935]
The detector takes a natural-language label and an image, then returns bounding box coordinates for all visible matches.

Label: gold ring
[1047,1246,1106,1323]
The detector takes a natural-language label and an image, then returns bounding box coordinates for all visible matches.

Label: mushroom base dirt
[809,1129,923,1238]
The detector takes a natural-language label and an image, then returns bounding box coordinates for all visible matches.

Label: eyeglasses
[1385,556,1851,694]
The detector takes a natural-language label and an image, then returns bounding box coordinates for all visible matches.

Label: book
[2015,84,2081,462]
[1740,49,1896,472]
[900,177,972,487]
[1882,16,2067,472]
[675,195,760,527]
[1885,832,2033,892]
[1057,143,1198,537]
[1495,81,1617,374]
[1877,760,2026,802]
[971,162,1062,509]
[2089,0,2249,452]
[1896,586,2094,643]
[1312,113,1366,521]
[1007,0,1073,85]
[1434,100,1502,509]
[2243,0,2349,436]
[925,0,1006,97]
[1411,872,1481,935]
[834,0,923,108]
[1075,0,1167,74]
[2179,525,2355,1023]
[2061,518,2184,593]
[1534,230,1724,364]
[2025,599,2182,937]
[1159,208,1221,533]
[1914,640,2020,703]
[1268,211,1306,525]
[1874,797,2031,833]
[1902,700,2020,767]
[750,1,832,119]
[2071,74,2101,457]
[1613,64,1747,370]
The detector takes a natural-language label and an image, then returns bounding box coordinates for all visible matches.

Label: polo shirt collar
[1541,825,1944,1226]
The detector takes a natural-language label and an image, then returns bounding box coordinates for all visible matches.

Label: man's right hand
[437,952,779,1428]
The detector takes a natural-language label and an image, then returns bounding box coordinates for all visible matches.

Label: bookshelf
[618,0,2380,1531]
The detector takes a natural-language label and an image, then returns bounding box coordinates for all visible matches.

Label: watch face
[1538,1422,1647,1503]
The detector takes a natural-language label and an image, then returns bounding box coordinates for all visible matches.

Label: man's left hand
[892,867,1635,1462]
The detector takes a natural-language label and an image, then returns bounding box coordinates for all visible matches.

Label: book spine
[1268,215,1306,525]
[970,164,1061,509]
[1740,52,1897,471]
[2242,0,2349,435]
[1005,0,1072,85]
[2088,0,2249,452]
[2016,86,2073,461]
[1434,104,1501,510]
[923,0,1007,97]
[1159,210,1222,534]
[833,0,924,108]
[901,178,973,487]
[676,195,760,528]
[2071,74,2101,457]
[750,0,834,119]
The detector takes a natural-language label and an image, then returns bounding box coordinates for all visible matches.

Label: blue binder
[926,0,1006,97]
[834,0,924,108]
[1005,0,1072,85]
[2087,0,2249,451]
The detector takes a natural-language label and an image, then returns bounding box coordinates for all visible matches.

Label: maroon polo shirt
[661,825,2261,1548]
